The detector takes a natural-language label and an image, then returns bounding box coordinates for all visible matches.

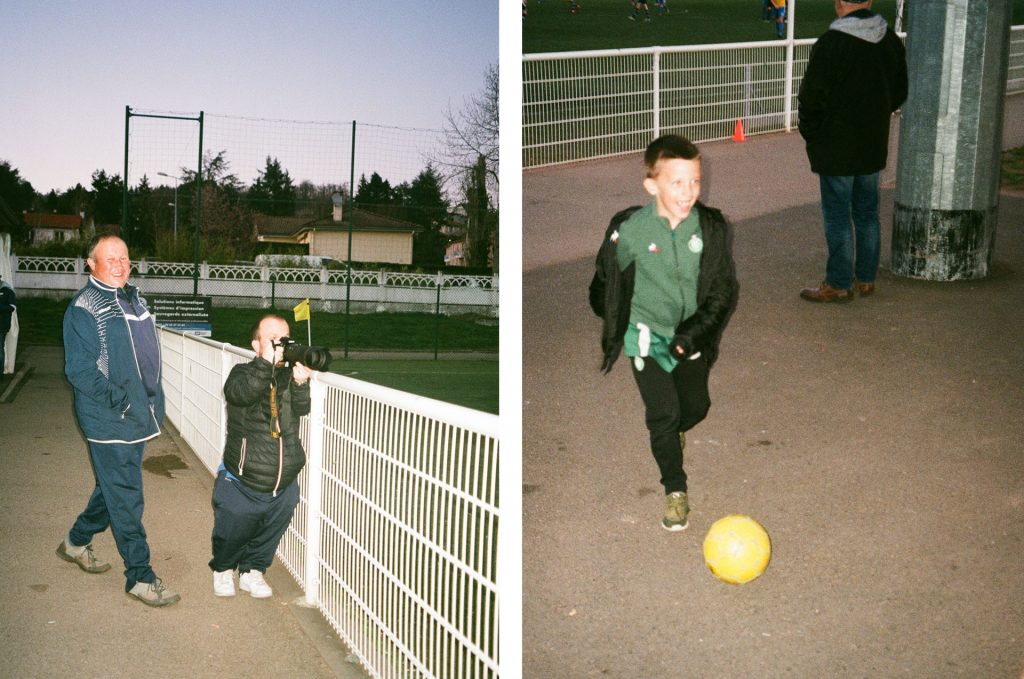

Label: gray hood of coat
[829,11,888,43]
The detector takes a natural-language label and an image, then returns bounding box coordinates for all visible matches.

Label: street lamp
[157,172,180,242]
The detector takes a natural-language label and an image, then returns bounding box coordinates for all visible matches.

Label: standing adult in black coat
[798,0,908,302]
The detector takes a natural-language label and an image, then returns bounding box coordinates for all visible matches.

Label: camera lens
[282,343,332,371]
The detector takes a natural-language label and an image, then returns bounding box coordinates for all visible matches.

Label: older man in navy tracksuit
[57,234,179,607]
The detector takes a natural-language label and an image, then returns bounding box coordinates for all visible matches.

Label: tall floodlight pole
[157,172,180,242]
[891,0,1014,280]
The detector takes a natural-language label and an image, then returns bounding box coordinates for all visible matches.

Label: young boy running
[590,135,739,531]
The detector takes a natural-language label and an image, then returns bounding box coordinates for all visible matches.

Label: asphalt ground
[523,97,1024,677]
[0,344,366,679]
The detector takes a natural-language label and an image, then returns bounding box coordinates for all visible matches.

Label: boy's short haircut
[644,135,701,177]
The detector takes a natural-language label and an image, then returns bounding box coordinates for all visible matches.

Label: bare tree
[436,63,498,205]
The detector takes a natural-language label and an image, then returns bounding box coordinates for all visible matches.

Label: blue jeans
[69,440,156,591]
[818,173,881,289]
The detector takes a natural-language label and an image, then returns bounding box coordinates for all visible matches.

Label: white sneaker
[213,570,236,597]
[239,570,273,598]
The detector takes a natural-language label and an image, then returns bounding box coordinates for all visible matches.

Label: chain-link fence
[121,108,466,270]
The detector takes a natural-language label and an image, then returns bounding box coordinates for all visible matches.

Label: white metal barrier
[524,26,1024,169]
[159,328,501,679]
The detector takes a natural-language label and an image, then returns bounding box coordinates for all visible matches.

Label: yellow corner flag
[293,298,310,322]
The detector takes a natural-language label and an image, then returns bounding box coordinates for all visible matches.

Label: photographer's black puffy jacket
[221,356,311,494]
[589,202,738,373]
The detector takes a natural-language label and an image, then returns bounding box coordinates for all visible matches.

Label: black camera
[273,337,332,371]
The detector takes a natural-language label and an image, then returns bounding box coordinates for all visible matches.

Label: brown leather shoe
[800,282,853,303]
[854,280,875,297]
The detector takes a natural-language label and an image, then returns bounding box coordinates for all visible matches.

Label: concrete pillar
[891,0,1014,280]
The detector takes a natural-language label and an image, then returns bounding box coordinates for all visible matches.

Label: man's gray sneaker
[662,491,690,532]
[56,540,111,574]
[127,578,181,607]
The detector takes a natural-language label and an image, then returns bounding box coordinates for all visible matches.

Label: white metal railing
[1011,25,1024,91]
[159,328,501,679]
[524,26,1024,169]
[12,255,499,313]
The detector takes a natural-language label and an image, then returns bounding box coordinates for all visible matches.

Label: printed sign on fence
[151,295,213,337]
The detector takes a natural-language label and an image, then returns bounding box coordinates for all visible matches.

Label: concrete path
[523,96,1024,677]
[0,345,366,679]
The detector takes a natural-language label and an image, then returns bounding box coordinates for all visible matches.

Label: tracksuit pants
[630,354,711,494]
[68,440,156,591]
[209,470,299,574]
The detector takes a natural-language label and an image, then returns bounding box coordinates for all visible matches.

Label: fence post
[199,261,210,297]
[784,0,796,131]
[434,272,442,360]
[303,377,326,606]
[743,64,753,128]
[653,50,661,138]
[178,332,188,435]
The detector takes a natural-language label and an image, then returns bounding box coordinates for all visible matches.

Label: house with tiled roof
[254,201,421,265]
[24,212,82,245]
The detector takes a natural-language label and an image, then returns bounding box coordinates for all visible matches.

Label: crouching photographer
[207,313,329,599]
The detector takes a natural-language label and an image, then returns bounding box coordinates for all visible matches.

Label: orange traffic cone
[732,119,746,142]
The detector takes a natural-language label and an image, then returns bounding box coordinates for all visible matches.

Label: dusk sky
[0,1,499,194]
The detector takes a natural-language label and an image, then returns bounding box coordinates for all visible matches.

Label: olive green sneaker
[662,491,689,532]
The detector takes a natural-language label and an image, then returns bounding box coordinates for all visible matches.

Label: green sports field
[331,358,498,414]
[523,0,1024,53]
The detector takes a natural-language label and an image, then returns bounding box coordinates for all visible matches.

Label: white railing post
[219,346,234,454]
[784,0,796,131]
[178,331,187,429]
[652,50,661,138]
[302,376,326,607]
[744,64,753,127]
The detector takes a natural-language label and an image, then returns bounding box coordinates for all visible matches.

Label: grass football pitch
[523,0,1024,53]
[331,358,499,414]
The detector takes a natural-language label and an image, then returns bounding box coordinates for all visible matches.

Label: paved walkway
[0,345,366,679]
[523,96,1024,677]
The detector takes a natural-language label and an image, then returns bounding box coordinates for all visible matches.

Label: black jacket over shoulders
[798,12,908,176]
[589,202,739,374]
[222,357,311,494]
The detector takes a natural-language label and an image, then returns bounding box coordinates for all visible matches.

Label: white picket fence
[11,255,499,315]
[159,328,501,678]
[524,26,1024,169]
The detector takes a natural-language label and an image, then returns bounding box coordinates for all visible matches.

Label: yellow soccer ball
[703,514,772,584]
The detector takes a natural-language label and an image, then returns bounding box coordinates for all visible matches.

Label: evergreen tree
[399,166,449,269]
[247,156,297,216]
[354,172,394,212]
[129,175,157,255]
[464,155,496,270]
[0,161,37,245]
[91,169,123,227]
